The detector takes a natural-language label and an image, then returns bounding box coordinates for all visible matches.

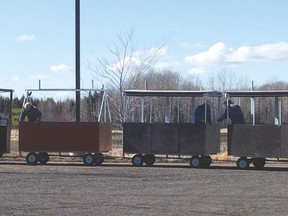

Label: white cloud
[135,46,168,58]
[10,75,19,81]
[108,56,140,70]
[16,34,35,42]
[228,42,288,63]
[185,42,229,65]
[183,42,288,75]
[185,42,288,66]
[50,64,71,73]
[109,46,168,71]
[154,62,171,70]
[151,46,168,56]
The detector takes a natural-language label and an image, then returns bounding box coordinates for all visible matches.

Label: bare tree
[138,70,183,123]
[207,69,248,91]
[256,81,288,123]
[123,70,205,123]
[88,31,167,123]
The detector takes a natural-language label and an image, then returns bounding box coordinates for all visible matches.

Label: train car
[225,90,288,169]
[122,90,222,167]
[0,89,13,158]
[18,88,112,165]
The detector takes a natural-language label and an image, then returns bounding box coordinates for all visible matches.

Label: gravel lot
[1,161,288,216]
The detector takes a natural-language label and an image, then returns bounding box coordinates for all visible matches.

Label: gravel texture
[1,162,288,216]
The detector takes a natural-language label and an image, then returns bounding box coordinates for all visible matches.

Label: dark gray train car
[225,90,288,169]
[122,90,222,167]
[0,89,13,158]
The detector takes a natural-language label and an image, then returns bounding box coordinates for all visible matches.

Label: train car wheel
[38,152,49,165]
[252,158,265,169]
[144,154,155,166]
[26,152,38,165]
[236,157,249,169]
[94,153,104,166]
[132,154,144,167]
[83,153,94,166]
[201,156,212,167]
[190,156,201,168]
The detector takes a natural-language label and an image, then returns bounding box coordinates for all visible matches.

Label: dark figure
[217,100,245,124]
[194,103,211,124]
[19,102,42,122]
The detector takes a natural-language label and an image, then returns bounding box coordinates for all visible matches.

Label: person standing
[217,100,245,124]
[19,102,42,122]
[194,103,212,124]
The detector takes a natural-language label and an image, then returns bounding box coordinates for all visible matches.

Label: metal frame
[123,89,223,97]
[122,90,223,123]
[24,88,111,122]
[225,90,288,126]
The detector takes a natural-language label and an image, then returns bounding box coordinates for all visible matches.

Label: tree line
[1,71,288,128]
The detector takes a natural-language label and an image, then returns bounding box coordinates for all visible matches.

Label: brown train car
[19,121,112,165]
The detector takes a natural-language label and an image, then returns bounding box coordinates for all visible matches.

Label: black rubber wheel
[26,152,38,165]
[252,158,266,169]
[144,154,155,166]
[201,156,212,167]
[38,152,49,165]
[236,157,250,169]
[190,156,201,168]
[132,154,144,167]
[83,153,94,166]
[94,153,104,166]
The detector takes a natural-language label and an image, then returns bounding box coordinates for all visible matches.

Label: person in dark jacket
[194,103,212,124]
[217,100,245,124]
[19,102,42,122]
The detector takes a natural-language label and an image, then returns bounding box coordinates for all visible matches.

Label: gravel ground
[1,161,288,216]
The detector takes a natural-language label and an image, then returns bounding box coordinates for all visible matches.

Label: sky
[1,0,288,99]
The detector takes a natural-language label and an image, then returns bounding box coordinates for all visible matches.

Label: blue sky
[1,0,288,98]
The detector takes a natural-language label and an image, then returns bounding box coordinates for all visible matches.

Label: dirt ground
[2,130,288,215]
[1,162,288,215]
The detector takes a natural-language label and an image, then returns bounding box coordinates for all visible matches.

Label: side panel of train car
[19,122,112,152]
[228,124,286,158]
[123,123,220,156]
[0,118,10,154]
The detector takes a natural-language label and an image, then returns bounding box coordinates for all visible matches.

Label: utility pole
[75,0,80,122]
